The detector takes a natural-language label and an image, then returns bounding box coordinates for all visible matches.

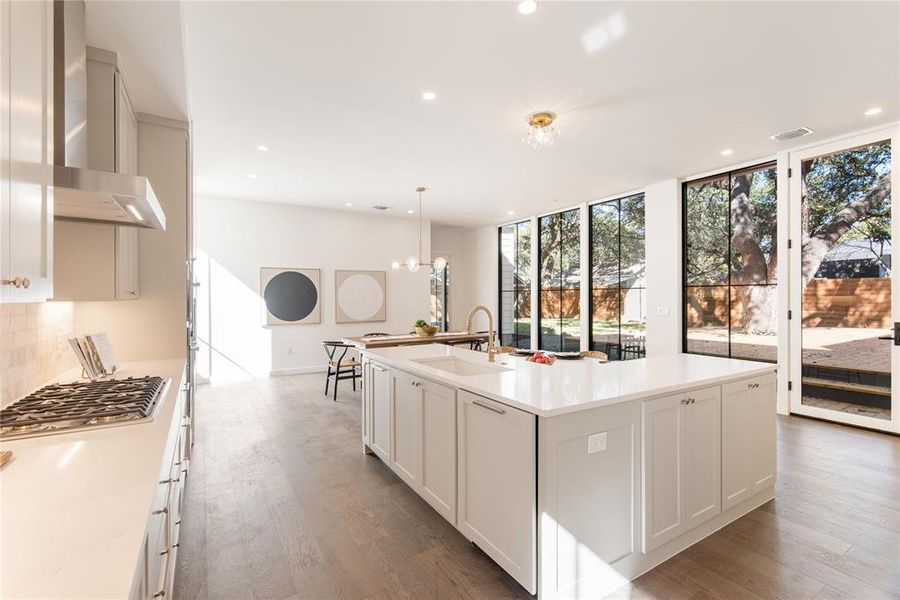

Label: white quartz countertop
[361,345,776,417]
[0,359,186,600]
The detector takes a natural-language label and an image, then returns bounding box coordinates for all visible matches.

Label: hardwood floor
[175,374,900,600]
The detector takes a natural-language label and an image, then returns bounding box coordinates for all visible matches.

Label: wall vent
[769,127,814,142]
[372,205,392,211]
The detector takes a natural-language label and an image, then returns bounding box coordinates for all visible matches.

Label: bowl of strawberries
[526,351,555,365]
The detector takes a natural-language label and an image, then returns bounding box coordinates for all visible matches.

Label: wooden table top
[342,331,490,349]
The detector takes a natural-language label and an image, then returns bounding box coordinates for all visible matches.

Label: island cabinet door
[457,390,536,594]
[369,362,392,463]
[722,373,777,510]
[641,393,685,553]
[390,370,423,488]
[641,386,721,553]
[419,379,457,523]
[682,386,722,530]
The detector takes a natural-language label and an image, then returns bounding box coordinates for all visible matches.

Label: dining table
[342,331,491,349]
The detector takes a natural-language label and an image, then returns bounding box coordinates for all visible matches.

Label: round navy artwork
[263,271,318,322]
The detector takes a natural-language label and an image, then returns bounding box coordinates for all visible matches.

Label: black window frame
[589,193,646,360]
[681,160,777,362]
[537,208,581,352]
[498,220,532,348]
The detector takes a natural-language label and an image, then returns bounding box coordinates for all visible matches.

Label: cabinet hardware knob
[2,277,30,289]
[472,399,505,415]
[691,398,695,404]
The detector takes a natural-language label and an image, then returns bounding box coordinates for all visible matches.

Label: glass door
[789,130,898,433]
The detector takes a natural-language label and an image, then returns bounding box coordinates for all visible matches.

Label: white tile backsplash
[0,302,78,407]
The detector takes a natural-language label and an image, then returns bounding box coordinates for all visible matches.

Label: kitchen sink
[411,356,512,376]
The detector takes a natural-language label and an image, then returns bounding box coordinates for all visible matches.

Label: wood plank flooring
[175,374,900,600]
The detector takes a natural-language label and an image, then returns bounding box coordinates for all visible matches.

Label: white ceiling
[86,1,189,121]
[171,1,898,226]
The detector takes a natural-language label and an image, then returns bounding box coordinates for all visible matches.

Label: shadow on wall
[195,248,272,385]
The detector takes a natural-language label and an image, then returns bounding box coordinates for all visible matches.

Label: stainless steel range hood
[52,0,165,230]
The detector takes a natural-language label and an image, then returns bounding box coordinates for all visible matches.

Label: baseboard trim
[269,366,327,376]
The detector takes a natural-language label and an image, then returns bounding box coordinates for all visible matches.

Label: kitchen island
[359,344,777,599]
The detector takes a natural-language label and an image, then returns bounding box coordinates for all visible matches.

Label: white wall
[75,118,189,361]
[644,179,682,357]
[431,224,498,332]
[195,196,432,380]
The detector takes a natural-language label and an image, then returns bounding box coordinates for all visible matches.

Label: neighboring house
[814,239,892,279]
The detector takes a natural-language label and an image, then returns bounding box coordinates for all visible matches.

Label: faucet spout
[466,305,497,362]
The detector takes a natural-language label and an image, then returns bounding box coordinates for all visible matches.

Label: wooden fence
[686,277,891,329]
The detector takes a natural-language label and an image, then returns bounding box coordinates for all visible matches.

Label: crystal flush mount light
[523,111,559,149]
[392,187,449,273]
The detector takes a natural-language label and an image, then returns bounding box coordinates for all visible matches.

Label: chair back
[322,340,354,364]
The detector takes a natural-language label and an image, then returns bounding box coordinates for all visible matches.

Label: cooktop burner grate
[0,377,166,434]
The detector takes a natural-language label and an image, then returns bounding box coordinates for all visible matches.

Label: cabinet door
[722,374,777,510]
[1,0,53,302]
[641,393,684,553]
[115,71,138,175]
[748,374,776,495]
[721,381,751,510]
[420,379,456,523]
[682,386,721,529]
[457,391,536,594]
[361,361,371,447]
[390,370,422,488]
[369,363,391,463]
[115,226,140,299]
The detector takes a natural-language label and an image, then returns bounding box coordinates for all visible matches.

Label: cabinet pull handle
[152,507,168,515]
[748,383,759,389]
[472,399,505,415]
[159,477,180,484]
[153,591,165,598]
[372,365,386,372]
[2,277,30,289]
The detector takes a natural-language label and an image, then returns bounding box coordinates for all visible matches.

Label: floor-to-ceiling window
[590,194,646,360]
[499,221,531,348]
[430,259,450,331]
[539,208,581,351]
[683,162,777,362]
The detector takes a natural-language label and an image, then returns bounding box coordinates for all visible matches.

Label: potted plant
[414,319,438,336]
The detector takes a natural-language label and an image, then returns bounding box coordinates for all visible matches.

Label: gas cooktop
[0,376,169,440]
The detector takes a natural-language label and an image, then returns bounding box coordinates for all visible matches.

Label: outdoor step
[801,377,891,397]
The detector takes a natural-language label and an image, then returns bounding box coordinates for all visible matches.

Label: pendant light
[393,187,448,273]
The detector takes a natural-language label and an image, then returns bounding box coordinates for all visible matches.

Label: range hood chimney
[52,0,165,230]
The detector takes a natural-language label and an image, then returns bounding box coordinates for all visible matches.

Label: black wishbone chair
[322,341,361,401]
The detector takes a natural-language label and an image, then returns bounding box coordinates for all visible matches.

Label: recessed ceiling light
[507,210,515,216]
[256,144,269,152]
[864,107,883,117]
[248,173,257,179]
[720,148,734,156]
[518,0,537,15]
[407,209,415,214]
[345,202,353,207]
[422,91,436,101]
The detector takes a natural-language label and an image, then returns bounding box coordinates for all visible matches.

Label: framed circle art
[260,267,321,325]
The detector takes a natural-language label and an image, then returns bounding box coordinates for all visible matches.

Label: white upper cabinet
[53,50,141,301]
[1,0,54,302]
